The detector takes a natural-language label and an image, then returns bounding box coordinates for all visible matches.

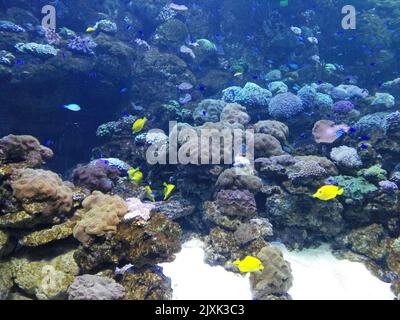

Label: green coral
[357,165,388,183]
[15,42,59,58]
[20,219,77,247]
[10,250,79,300]
[333,175,378,203]
[196,39,217,52]
[162,100,192,120]
[0,261,13,299]
[154,19,188,47]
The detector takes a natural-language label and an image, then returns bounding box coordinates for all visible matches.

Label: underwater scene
[0,0,399,302]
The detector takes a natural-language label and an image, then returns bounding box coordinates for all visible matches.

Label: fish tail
[337,188,344,196]
[233,260,240,266]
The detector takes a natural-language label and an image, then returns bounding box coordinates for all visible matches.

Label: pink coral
[312,120,350,144]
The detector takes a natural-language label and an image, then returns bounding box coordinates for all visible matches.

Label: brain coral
[72,163,121,192]
[220,103,250,126]
[254,120,289,144]
[250,246,293,299]
[68,275,125,300]
[268,93,304,119]
[216,189,257,217]
[11,169,73,216]
[330,146,362,169]
[254,133,285,158]
[73,191,128,246]
[216,168,263,194]
[0,135,53,169]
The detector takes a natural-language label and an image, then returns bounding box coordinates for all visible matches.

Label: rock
[68,275,125,300]
[121,267,172,300]
[250,246,293,299]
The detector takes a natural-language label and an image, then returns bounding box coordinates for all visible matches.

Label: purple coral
[216,189,257,217]
[333,100,354,113]
[67,36,97,55]
[72,162,121,192]
[44,28,61,45]
[379,180,398,193]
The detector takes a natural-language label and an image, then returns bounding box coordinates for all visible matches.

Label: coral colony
[0,0,399,302]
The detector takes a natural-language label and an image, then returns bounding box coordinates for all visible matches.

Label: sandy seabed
[160,238,395,300]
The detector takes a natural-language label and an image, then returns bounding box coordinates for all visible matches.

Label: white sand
[274,243,394,300]
[160,238,253,300]
[160,238,395,300]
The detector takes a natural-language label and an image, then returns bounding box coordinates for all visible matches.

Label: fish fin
[163,182,168,187]
[233,260,240,266]
[337,188,344,196]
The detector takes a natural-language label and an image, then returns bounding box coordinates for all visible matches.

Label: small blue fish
[360,144,369,150]
[120,87,128,94]
[126,25,133,31]
[252,75,258,80]
[299,133,306,139]
[202,111,207,117]
[62,104,81,112]
[199,85,206,92]
[43,139,54,147]
[336,130,346,138]
[138,30,144,36]
[15,60,25,65]
[349,127,357,133]
[361,136,370,141]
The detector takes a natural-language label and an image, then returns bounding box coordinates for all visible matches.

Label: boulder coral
[0,169,73,228]
[0,135,53,169]
[250,246,293,299]
[67,275,125,300]
[73,191,128,246]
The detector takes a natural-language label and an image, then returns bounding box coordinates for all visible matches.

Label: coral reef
[73,191,128,246]
[250,246,293,300]
[67,275,125,300]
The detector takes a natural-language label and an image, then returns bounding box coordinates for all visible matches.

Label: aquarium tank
[0,0,399,303]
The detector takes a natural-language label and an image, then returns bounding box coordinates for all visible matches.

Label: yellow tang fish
[312,185,344,201]
[145,186,156,202]
[163,182,175,201]
[128,168,143,185]
[132,117,148,134]
[233,72,243,77]
[233,256,264,273]
[86,27,96,33]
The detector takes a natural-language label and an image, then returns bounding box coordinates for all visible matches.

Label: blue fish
[43,139,54,147]
[360,144,369,150]
[349,127,357,133]
[336,130,346,138]
[120,87,128,94]
[62,104,81,112]
[361,136,370,141]
[126,25,133,31]
[15,60,25,65]
[202,111,207,117]
[199,85,206,92]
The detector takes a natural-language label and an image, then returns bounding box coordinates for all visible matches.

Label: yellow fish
[132,117,148,134]
[233,256,264,273]
[128,168,143,185]
[163,182,175,201]
[312,185,344,201]
[86,27,96,33]
[145,186,156,202]
[233,72,243,77]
